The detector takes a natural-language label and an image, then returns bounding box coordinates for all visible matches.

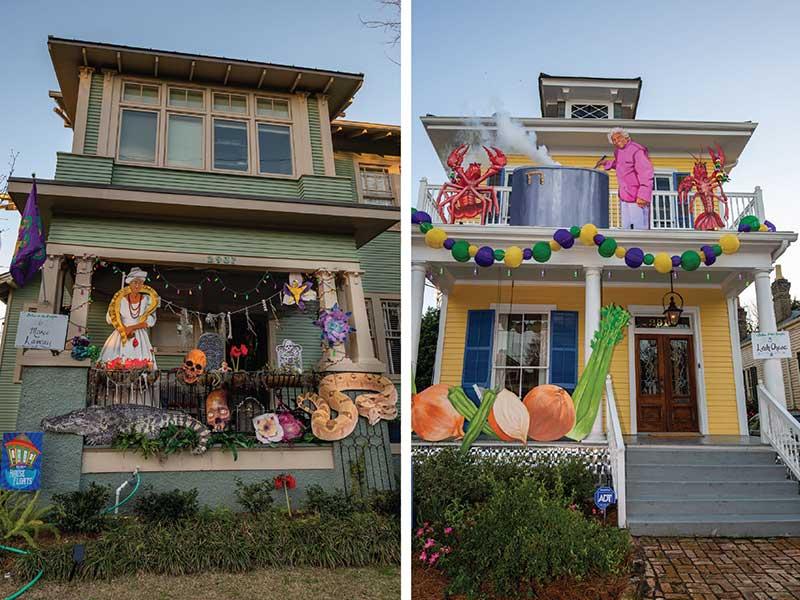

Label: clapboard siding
[85,297,113,348]
[47,216,359,262]
[356,231,400,294]
[298,176,355,203]
[741,317,800,410]
[82,73,104,155]
[0,278,41,430]
[307,98,325,176]
[275,306,322,369]
[333,156,358,202]
[54,153,113,184]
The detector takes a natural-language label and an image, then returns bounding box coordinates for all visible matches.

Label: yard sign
[1,432,43,491]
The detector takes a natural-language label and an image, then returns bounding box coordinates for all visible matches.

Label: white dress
[99,295,158,369]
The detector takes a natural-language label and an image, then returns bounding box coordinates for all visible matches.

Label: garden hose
[0,544,43,600]
[101,469,141,515]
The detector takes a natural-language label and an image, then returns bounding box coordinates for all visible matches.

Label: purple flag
[10,182,46,287]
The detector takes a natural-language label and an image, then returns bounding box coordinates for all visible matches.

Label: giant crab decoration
[677,144,730,231]
[435,144,507,225]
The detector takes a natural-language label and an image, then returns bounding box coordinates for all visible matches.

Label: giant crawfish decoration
[677,145,730,231]
[435,144,507,225]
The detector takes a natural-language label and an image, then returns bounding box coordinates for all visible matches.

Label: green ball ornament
[532,241,552,263]
[494,249,505,261]
[451,240,471,262]
[740,215,760,231]
[569,226,581,238]
[643,253,654,265]
[680,250,701,271]
[711,244,722,257]
[598,237,618,258]
[420,222,433,234]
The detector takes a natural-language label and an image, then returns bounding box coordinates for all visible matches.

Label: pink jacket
[602,140,654,203]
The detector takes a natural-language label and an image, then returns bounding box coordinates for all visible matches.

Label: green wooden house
[1,37,400,506]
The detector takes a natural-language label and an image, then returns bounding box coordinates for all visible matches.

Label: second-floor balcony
[417,178,765,231]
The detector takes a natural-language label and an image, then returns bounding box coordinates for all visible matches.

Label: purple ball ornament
[671,255,681,268]
[737,222,751,233]
[765,220,776,232]
[475,246,495,268]
[700,244,716,266]
[415,211,432,225]
[553,228,574,249]
[593,234,605,246]
[443,238,455,250]
[523,247,533,261]
[624,247,644,268]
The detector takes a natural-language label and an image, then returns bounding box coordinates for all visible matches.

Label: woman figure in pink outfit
[594,127,654,229]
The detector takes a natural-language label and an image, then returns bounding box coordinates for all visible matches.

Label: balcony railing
[417,178,765,231]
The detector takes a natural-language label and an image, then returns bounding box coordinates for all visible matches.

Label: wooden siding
[440,283,740,435]
[742,318,800,410]
[85,297,113,348]
[82,73,104,155]
[306,98,325,176]
[55,153,114,184]
[276,308,323,369]
[356,231,400,294]
[46,216,359,262]
[333,156,358,202]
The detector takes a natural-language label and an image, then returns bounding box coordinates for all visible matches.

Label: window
[381,300,401,375]
[213,93,247,114]
[168,88,204,109]
[257,123,293,175]
[569,103,609,119]
[167,114,203,168]
[256,97,290,119]
[122,82,159,105]
[494,312,549,398]
[214,119,249,171]
[118,109,158,163]
[744,365,759,405]
[360,165,394,205]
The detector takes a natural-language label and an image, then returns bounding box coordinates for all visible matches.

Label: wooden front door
[635,334,699,432]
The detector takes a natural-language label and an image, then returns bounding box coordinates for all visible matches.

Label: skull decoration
[180,348,207,384]
[206,389,231,432]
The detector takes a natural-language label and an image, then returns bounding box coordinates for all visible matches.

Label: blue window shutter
[549,311,578,394]
[461,310,495,404]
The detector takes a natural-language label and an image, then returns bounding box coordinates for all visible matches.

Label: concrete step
[627,479,798,499]
[627,447,777,466]
[626,463,788,482]
[627,514,800,537]
[628,497,800,516]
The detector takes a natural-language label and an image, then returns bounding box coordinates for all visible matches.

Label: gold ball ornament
[579,224,598,246]
[614,246,626,258]
[654,252,673,274]
[719,233,740,255]
[468,244,479,257]
[425,227,448,249]
[759,224,768,232]
[699,251,706,262]
[549,239,561,252]
[504,246,524,268]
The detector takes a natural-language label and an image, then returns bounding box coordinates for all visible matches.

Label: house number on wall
[206,255,237,265]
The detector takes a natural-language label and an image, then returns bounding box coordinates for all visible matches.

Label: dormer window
[568,102,611,119]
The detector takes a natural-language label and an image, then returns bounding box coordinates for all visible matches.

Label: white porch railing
[604,374,626,528]
[758,382,800,482]
[417,178,764,231]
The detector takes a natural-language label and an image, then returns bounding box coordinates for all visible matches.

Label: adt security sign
[594,486,616,511]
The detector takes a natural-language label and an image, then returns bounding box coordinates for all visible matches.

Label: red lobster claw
[482,146,507,170]
[708,143,726,167]
[447,144,469,170]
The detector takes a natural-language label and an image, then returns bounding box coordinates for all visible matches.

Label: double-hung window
[365,296,401,376]
[359,165,394,205]
[493,310,549,397]
[256,96,293,176]
[119,109,158,163]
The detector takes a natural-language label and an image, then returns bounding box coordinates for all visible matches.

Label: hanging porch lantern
[662,270,684,327]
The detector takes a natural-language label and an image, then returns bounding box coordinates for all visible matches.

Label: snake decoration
[107,285,160,346]
[298,373,398,441]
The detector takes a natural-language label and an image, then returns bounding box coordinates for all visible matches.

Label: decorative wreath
[314,303,354,349]
[107,285,160,346]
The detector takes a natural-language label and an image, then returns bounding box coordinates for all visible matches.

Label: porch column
[584,266,605,442]
[38,254,63,310]
[67,256,96,341]
[754,269,787,406]
[340,270,385,372]
[315,270,346,370]
[411,262,427,372]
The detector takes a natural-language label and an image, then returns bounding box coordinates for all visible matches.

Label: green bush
[442,478,631,599]
[17,511,399,581]
[304,485,367,518]
[133,488,199,524]
[52,483,110,534]
[0,491,58,547]
[234,478,274,514]
[370,488,401,518]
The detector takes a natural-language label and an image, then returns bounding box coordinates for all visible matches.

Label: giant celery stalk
[567,304,630,440]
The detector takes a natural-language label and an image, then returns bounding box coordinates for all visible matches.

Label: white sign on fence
[14,312,69,351]
[752,331,792,360]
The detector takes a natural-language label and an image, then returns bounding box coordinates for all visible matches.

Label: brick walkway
[637,537,800,599]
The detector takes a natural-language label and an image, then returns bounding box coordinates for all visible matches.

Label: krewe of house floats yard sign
[14,311,69,351]
[752,331,792,360]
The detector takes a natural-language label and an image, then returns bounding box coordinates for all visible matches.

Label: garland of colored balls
[411,209,776,274]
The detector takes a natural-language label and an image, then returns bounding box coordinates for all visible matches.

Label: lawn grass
[0,566,400,600]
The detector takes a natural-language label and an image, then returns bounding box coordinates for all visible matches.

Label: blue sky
[413,0,800,306]
[0,0,399,270]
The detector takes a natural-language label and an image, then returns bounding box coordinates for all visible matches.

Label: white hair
[607,127,630,144]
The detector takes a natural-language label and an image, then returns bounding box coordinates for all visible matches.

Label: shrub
[0,491,58,547]
[17,511,399,581]
[133,488,198,524]
[370,488,401,518]
[304,485,367,518]
[442,478,631,599]
[234,478,274,514]
[52,483,110,534]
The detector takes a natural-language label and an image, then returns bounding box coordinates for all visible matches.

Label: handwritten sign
[1,432,43,491]
[752,331,792,360]
[14,312,69,351]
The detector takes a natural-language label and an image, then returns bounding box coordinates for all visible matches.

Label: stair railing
[604,374,626,528]
[758,382,800,481]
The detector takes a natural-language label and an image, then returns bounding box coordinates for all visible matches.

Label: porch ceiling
[8,178,399,248]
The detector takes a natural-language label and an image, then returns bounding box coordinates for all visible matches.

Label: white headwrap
[125,267,148,284]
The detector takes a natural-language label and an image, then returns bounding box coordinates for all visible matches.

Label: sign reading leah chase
[14,311,69,351]
[752,331,792,360]
[1,432,43,491]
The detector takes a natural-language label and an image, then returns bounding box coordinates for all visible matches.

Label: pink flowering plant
[414,522,455,568]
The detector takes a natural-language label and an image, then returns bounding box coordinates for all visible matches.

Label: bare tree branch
[0,150,19,195]
[360,0,400,64]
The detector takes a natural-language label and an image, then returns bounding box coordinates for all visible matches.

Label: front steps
[626,445,800,537]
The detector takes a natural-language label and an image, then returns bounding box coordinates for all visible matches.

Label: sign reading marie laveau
[1,432,43,491]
